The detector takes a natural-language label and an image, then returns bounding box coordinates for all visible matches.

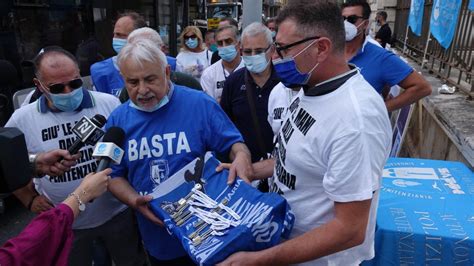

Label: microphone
[92,127,125,172]
[67,114,107,156]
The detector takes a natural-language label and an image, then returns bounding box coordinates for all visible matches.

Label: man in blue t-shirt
[342,0,431,112]
[106,39,252,265]
[90,12,176,96]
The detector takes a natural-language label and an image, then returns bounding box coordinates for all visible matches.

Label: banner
[408,0,425,36]
[430,0,462,49]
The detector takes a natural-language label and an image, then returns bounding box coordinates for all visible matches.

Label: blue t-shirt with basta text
[349,41,413,94]
[105,84,243,260]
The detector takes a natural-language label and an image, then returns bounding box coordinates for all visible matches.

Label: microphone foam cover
[102,127,125,147]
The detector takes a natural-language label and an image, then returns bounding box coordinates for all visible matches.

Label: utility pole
[170,0,177,57]
[242,0,262,29]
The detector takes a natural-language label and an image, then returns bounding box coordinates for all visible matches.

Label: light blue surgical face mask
[185,38,199,49]
[129,85,173,112]
[112,38,127,54]
[209,43,218,52]
[129,95,169,112]
[272,40,319,88]
[48,88,84,112]
[271,31,276,39]
[242,52,270,74]
[218,45,238,62]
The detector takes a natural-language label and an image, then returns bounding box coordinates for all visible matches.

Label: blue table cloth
[365,158,474,265]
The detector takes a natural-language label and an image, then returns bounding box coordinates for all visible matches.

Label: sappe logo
[97,143,107,153]
[113,147,121,161]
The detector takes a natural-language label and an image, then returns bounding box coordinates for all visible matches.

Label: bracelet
[69,191,86,211]
[28,194,39,210]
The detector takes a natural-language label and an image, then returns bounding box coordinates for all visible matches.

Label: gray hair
[127,27,164,48]
[241,22,272,46]
[117,39,167,71]
[216,25,240,41]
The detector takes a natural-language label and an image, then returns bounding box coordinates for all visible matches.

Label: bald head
[34,48,79,80]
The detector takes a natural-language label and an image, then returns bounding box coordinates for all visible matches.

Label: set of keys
[162,183,240,247]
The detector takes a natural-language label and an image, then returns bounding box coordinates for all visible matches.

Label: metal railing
[393,0,473,96]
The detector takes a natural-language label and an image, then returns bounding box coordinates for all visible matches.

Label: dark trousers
[148,254,195,266]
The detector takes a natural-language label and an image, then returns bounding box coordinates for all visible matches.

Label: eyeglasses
[44,78,83,94]
[343,15,365,24]
[184,34,197,40]
[275,36,319,59]
[241,45,272,56]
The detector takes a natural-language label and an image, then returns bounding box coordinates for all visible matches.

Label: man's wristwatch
[29,153,39,176]
[28,154,38,164]
[69,192,86,211]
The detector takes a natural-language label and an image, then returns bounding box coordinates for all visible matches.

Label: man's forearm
[229,142,251,161]
[252,159,275,180]
[108,177,140,208]
[385,88,426,112]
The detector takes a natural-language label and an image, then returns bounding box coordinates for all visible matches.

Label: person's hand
[30,195,54,213]
[35,149,80,176]
[217,251,263,266]
[75,168,112,202]
[215,163,231,172]
[134,195,164,226]
[227,151,253,185]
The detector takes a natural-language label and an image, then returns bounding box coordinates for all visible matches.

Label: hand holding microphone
[59,114,107,163]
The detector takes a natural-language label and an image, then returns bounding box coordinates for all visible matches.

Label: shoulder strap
[244,71,268,160]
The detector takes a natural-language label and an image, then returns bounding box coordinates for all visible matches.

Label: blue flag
[430,0,462,49]
[408,0,425,36]
[469,0,474,11]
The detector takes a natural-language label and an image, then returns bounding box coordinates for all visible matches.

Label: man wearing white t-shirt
[200,25,244,102]
[220,1,391,265]
[267,82,299,135]
[6,48,145,266]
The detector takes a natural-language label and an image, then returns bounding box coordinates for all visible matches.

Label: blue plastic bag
[149,153,294,265]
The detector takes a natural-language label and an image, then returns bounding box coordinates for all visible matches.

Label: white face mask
[344,20,358,41]
[344,19,365,41]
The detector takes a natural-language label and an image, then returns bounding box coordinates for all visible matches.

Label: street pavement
[0,195,35,245]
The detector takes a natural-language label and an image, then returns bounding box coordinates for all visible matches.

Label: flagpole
[403,25,410,55]
[421,30,431,69]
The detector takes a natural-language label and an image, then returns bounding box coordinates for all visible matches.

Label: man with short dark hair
[219,1,391,264]
[375,11,392,48]
[343,0,431,111]
[265,17,277,39]
[201,25,244,102]
[6,47,145,266]
[90,11,146,96]
[210,17,239,64]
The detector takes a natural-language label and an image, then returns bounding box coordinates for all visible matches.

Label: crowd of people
[1,0,431,265]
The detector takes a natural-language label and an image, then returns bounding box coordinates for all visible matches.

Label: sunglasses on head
[343,15,365,24]
[184,34,197,40]
[44,78,83,94]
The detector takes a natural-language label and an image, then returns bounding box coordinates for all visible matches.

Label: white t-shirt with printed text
[267,82,300,135]
[272,71,391,265]
[200,59,245,102]
[6,91,126,229]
